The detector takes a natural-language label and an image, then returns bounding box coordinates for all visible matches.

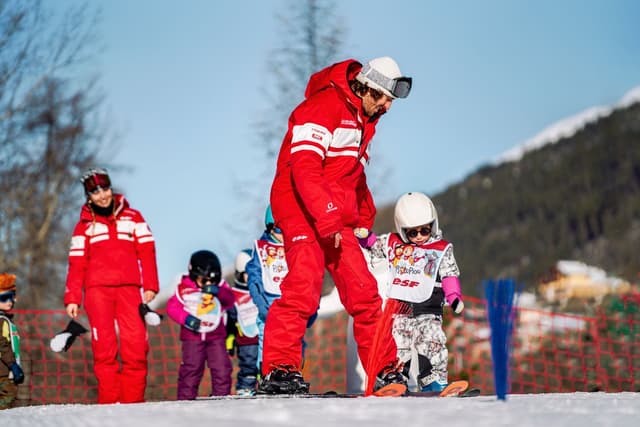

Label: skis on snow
[198,380,480,400]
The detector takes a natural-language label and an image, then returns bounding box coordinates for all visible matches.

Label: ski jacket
[246,231,318,327]
[246,231,286,321]
[0,312,17,379]
[372,233,461,316]
[64,194,160,306]
[166,275,235,342]
[227,287,259,346]
[270,59,382,243]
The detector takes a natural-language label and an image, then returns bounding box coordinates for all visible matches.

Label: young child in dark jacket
[0,273,25,410]
[167,250,236,399]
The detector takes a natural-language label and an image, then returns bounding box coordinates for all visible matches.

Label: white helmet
[356,56,412,99]
[394,192,440,243]
[234,250,251,274]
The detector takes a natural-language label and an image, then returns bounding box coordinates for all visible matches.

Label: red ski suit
[64,194,159,403]
[264,59,397,375]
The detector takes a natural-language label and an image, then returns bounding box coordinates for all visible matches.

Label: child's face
[405,223,432,245]
[195,275,216,288]
[0,291,15,312]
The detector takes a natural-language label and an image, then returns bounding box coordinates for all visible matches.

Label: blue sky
[63,0,640,288]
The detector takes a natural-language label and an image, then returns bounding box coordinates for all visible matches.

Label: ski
[197,381,480,400]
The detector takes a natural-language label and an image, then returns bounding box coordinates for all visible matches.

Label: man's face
[361,87,393,117]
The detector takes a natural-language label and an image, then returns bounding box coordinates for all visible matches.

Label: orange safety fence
[8,294,640,406]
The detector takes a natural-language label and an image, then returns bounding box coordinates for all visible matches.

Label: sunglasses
[83,173,111,194]
[0,290,16,303]
[405,226,432,239]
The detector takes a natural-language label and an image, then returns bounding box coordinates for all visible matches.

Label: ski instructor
[259,57,412,394]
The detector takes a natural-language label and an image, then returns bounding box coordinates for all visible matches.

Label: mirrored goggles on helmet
[0,290,16,303]
[360,64,412,99]
[83,173,111,194]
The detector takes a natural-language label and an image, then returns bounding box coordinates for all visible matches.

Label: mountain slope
[374,101,640,296]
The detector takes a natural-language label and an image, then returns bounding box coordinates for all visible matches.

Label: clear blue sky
[62,0,640,289]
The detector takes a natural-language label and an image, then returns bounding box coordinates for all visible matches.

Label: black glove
[202,284,219,295]
[184,314,201,332]
[451,298,464,315]
[139,303,163,326]
[50,319,89,352]
[9,362,24,385]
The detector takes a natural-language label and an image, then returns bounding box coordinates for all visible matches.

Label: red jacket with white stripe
[64,194,160,306]
[270,59,381,240]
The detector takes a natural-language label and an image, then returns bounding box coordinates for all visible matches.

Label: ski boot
[257,364,310,395]
[420,380,448,392]
[236,388,256,396]
[373,361,408,396]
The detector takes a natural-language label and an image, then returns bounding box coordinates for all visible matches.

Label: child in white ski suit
[363,192,464,392]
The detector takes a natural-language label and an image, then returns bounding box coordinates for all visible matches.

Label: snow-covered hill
[496,86,640,164]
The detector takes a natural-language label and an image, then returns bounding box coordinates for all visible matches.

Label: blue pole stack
[483,278,518,401]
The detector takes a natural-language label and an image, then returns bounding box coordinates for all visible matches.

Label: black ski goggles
[388,77,412,99]
[83,173,111,194]
[405,226,432,239]
[360,64,412,99]
[0,290,16,303]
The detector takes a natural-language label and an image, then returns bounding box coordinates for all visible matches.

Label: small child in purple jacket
[167,250,236,399]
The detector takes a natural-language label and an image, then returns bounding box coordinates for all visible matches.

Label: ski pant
[177,338,231,399]
[236,344,259,390]
[0,376,17,410]
[262,225,396,376]
[84,285,148,404]
[392,313,448,387]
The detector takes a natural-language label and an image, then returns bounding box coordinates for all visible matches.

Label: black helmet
[188,250,221,284]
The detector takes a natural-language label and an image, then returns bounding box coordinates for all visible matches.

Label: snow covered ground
[3,392,638,427]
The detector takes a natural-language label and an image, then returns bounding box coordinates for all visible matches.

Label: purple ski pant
[177,339,231,399]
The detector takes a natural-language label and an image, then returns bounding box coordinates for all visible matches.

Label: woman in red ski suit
[261,57,412,394]
[64,168,159,404]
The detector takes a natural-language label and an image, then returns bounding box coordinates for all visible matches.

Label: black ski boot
[373,361,408,394]
[257,364,310,395]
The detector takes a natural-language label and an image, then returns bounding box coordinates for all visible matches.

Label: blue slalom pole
[483,278,518,401]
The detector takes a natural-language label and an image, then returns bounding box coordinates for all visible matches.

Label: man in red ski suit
[261,56,412,394]
[64,168,159,404]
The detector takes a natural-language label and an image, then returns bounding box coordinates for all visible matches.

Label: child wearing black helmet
[166,250,236,399]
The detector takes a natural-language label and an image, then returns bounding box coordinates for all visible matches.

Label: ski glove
[442,276,465,315]
[139,303,163,326]
[354,228,376,249]
[50,319,89,352]
[184,314,201,332]
[202,284,219,295]
[9,362,24,385]
[226,333,237,356]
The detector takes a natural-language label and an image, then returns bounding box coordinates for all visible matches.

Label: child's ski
[198,381,480,400]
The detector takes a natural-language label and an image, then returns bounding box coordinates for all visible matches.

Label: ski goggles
[0,290,16,303]
[360,64,412,99]
[405,226,432,239]
[83,173,111,194]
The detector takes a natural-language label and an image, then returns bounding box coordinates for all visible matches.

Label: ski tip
[439,380,469,397]
[372,383,408,397]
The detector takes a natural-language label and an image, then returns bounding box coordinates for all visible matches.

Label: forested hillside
[374,102,640,297]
